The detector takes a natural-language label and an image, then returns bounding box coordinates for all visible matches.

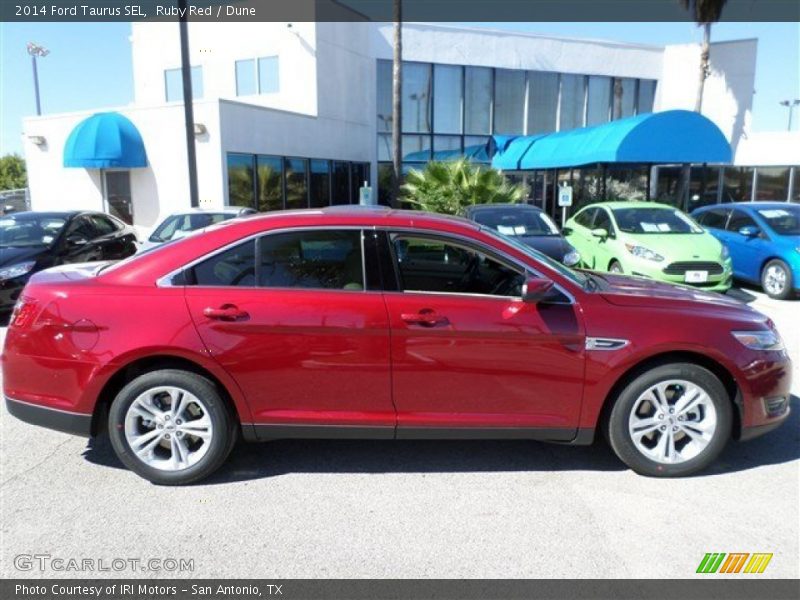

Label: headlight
[563,249,581,267]
[731,330,785,351]
[721,245,730,260]
[0,261,36,281]
[625,243,664,262]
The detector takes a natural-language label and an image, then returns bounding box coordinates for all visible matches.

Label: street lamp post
[26,42,49,116]
[779,99,800,131]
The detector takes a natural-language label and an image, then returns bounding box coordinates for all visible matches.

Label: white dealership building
[20,22,800,233]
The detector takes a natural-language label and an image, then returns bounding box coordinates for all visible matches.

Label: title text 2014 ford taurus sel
[2,208,792,484]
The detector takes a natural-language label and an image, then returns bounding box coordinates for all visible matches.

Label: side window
[258,230,364,290]
[574,208,596,228]
[391,234,525,297]
[697,208,730,230]
[90,215,118,236]
[189,240,256,286]
[593,208,613,233]
[66,216,99,241]
[727,210,757,232]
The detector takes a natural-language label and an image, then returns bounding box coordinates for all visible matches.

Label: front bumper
[5,395,92,437]
[625,258,733,292]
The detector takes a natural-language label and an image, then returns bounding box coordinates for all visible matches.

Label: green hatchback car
[565,201,733,292]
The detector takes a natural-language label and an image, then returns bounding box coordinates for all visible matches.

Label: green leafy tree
[401,159,525,215]
[0,154,27,191]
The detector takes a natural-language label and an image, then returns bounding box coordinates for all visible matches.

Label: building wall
[735,131,800,166]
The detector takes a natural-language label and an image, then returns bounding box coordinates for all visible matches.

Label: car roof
[2,210,80,220]
[165,207,251,216]
[467,203,542,212]
[593,201,675,210]
[695,201,795,212]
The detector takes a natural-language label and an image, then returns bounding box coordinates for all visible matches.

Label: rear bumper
[5,395,92,437]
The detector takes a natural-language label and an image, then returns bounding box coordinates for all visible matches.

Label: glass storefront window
[613,78,636,119]
[349,163,371,204]
[687,165,722,211]
[403,63,432,133]
[722,167,755,203]
[378,133,393,162]
[493,69,526,135]
[433,135,462,154]
[464,66,492,135]
[587,76,612,126]
[376,59,392,133]
[756,167,790,201]
[559,74,585,131]
[402,134,431,162]
[606,166,648,201]
[378,163,394,206]
[310,159,330,208]
[572,167,604,210]
[527,72,559,135]
[284,158,308,209]
[332,161,350,205]
[655,166,682,206]
[228,153,255,209]
[433,64,463,134]
[637,80,656,114]
[257,155,283,212]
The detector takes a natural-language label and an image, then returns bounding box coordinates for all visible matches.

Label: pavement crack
[0,438,73,488]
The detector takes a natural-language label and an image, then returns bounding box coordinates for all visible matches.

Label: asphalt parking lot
[1,286,798,580]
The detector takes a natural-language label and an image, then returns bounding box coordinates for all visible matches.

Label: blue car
[692,202,800,299]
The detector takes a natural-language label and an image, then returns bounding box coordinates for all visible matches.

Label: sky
[1,20,798,156]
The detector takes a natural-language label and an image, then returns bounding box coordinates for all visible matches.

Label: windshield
[757,206,800,236]
[150,213,233,243]
[479,225,587,287]
[0,215,67,248]
[472,207,560,237]
[612,207,703,234]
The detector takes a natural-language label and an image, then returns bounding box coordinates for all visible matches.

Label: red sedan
[2,207,792,484]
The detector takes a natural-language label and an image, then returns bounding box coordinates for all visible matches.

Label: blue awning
[491,110,732,170]
[63,112,147,169]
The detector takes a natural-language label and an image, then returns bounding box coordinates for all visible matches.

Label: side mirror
[591,228,608,239]
[561,226,573,236]
[521,276,555,304]
[65,234,88,249]
[739,226,760,238]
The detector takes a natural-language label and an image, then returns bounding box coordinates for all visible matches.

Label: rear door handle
[203,304,249,321]
[401,309,449,327]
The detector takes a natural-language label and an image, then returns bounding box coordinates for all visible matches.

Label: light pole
[26,42,49,116]
[779,99,800,131]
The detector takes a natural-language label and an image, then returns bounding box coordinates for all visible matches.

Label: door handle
[401,309,449,327]
[203,304,249,321]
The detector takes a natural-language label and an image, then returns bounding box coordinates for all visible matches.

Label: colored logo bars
[697,553,773,574]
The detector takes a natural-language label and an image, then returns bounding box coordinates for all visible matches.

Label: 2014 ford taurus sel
[2,207,792,484]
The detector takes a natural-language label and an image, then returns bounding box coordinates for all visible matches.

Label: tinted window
[696,208,730,230]
[593,208,613,233]
[190,240,256,287]
[757,206,800,235]
[259,230,363,290]
[727,210,757,232]
[612,207,702,234]
[574,208,596,228]
[90,215,119,236]
[392,234,525,297]
[472,207,559,236]
[67,217,99,241]
[0,215,67,247]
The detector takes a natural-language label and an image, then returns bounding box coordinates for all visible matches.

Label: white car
[139,207,256,251]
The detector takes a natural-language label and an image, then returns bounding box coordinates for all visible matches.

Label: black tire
[606,363,732,477]
[108,369,237,485]
[608,260,623,274]
[761,259,793,300]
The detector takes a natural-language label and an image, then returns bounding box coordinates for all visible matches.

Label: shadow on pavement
[81,396,799,484]
[725,287,758,304]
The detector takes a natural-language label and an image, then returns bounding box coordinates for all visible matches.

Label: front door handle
[401,309,449,327]
[203,304,249,321]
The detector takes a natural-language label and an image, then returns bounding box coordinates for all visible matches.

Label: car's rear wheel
[761,259,793,300]
[108,369,237,485]
[606,363,732,477]
[609,260,623,274]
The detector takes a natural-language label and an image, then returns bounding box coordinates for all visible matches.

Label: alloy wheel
[763,264,787,297]
[627,379,717,464]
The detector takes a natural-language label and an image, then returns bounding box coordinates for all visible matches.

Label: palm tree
[390,0,403,208]
[402,160,526,215]
[679,0,729,112]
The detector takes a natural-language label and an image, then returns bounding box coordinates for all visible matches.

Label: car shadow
[724,286,758,304]
[81,396,799,484]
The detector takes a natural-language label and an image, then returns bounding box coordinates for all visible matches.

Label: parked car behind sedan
[0,210,137,314]
[3,207,791,484]
[566,201,732,292]
[463,203,580,266]
[692,202,800,300]
[140,207,256,251]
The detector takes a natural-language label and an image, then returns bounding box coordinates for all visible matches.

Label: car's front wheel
[108,369,237,485]
[761,259,793,300]
[606,363,732,477]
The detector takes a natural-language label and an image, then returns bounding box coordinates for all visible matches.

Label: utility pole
[26,42,49,116]
[178,0,200,208]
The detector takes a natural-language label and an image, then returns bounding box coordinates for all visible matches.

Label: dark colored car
[0,211,137,313]
[464,203,580,266]
[3,208,791,484]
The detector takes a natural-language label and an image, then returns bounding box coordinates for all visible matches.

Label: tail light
[10,296,38,329]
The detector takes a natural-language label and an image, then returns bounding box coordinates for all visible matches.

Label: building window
[310,159,331,208]
[350,163,370,204]
[235,56,279,96]
[755,167,790,201]
[433,64,463,134]
[722,166,755,203]
[559,74,585,131]
[587,75,612,126]
[493,69,526,135]
[285,158,308,209]
[257,155,283,212]
[227,153,255,209]
[464,66,492,135]
[403,63,432,133]
[403,134,431,162]
[527,72,559,135]
[332,161,350,205]
[638,80,657,113]
[613,77,636,119]
[376,60,393,133]
[164,66,203,102]
[433,135,462,155]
